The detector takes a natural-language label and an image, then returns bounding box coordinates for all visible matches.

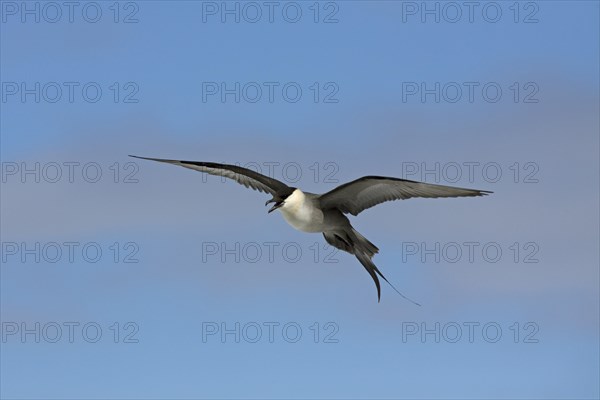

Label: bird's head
[265,188,296,213]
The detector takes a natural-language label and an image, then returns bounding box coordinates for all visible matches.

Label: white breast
[279,189,324,233]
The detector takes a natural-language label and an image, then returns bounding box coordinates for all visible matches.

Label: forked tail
[354,251,421,306]
[323,227,420,305]
[351,228,379,258]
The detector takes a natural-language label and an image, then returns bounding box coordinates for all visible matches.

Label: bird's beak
[266,199,283,213]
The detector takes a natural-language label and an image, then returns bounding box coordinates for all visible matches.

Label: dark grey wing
[319,176,492,216]
[129,155,290,196]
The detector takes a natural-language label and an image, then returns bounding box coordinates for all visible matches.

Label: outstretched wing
[319,176,492,216]
[129,155,290,196]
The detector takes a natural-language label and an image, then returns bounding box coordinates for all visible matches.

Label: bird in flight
[130,155,492,304]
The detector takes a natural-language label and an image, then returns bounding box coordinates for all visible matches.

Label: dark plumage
[130,155,492,304]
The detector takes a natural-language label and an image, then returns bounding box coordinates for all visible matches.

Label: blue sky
[1,1,599,399]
